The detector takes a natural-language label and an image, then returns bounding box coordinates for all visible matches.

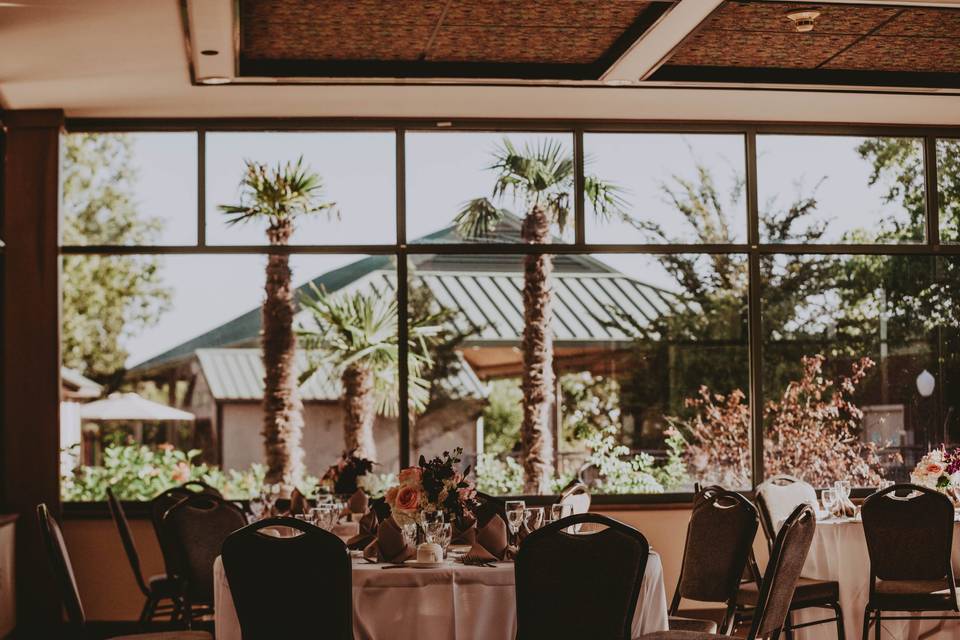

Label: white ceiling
[2,0,960,124]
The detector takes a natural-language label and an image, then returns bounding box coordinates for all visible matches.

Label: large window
[59,124,960,502]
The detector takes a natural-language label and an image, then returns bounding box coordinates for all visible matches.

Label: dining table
[213,548,669,640]
[792,516,960,640]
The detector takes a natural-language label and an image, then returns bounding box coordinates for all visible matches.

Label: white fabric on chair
[559,485,591,516]
[792,518,960,640]
[756,476,818,535]
[213,551,668,640]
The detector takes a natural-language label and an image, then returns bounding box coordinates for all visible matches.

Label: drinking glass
[435,523,452,555]
[821,488,838,519]
[835,480,852,501]
[248,496,266,523]
[550,503,573,523]
[505,500,526,545]
[421,510,444,527]
[262,483,281,515]
[523,507,544,533]
[401,522,418,548]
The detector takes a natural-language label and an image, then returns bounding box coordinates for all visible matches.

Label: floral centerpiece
[385,448,480,526]
[910,446,960,496]
[321,449,375,495]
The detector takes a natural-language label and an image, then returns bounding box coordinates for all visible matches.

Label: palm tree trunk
[341,363,377,460]
[261,220,305,484]
[520,205,556,494]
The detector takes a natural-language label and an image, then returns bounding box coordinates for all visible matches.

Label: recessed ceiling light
[198,76,231,85]
[786,9,821,33]
[201,49,219,56]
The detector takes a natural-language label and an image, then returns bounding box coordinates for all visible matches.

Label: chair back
[755,475,818,545]
[861,484,955,584]
[151,486,195,578]
[222,517,353,640]
[37,503,86,627]
[515,513,649,640]
[162,493,246,604]
[180,480,222,498]
[106,487,149,596]
[672,486,758,608]
[746,504,817,639]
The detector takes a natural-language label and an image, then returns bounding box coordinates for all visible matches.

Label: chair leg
[861,609,872,640]
[874,611,881,640]
[784,612,794,640]
[138,594,156,624]
[833,603,846,640]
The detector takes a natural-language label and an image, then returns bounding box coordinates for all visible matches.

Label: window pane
[757,135,925,244]
[205,132,396,245]
[406,132,575,244]
[938,139,960,243]
[61,253,399,501]
[62,132,198,246]
[584,133,747,244]
[408,251,749,495]
[761,254,960,488]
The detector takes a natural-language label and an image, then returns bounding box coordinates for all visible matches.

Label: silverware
[380,564,409,570]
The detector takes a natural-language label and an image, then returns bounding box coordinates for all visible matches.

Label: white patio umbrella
[79,392,195,422]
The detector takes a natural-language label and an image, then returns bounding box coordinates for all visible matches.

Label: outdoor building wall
[220,400,482,476]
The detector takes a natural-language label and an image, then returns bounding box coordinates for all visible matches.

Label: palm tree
[298,284,445,461]
[219,157,336,484]
[455,138,624,493]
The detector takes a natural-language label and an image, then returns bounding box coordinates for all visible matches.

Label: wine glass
[835,480,852,501]
[262,483,281,515]
[821,488,838,519]
[549,503,573,523]
[401,522,418,548]
[523,507,544,534]
[434,523,452,556]
[505,500,526,545]
[248,496,266,523]
[421,510,444,527]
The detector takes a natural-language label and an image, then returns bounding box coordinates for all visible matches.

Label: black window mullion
[197,129,206,247]
[745,128,764,489]
[396,128,410,469]
[574,128,585,246]
[924,134,941,246]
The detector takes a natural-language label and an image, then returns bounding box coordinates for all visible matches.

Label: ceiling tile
[822,36,960,73]
[700,1,899,35]
[875,8,960,38]
[427,26,627,64]
[668,30,858,69]
[442,1,651,29]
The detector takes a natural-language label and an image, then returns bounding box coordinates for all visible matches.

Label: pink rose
[395,486,421,512]
[398,467,422,486]
[385,486,399,507]
[171,462,190,484]
[927,463,946,476]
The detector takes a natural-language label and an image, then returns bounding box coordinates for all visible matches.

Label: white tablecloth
[214,551,668,640]
[794,519,960,640]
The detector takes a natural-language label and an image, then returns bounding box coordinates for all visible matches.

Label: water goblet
[401,522,419,548]
[821,488,838,519]
[835,480,852,501]
[523,507,544,534]
[549,503,573,523]
[505,500,526,545]
[435,523,452,556]
[248,496,266,523]
[421,510,444,527]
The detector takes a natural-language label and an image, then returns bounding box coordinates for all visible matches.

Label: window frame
[59,119,960,505]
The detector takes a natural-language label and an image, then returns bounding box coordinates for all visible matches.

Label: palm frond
[454,198,505,239]
[218,156,338,227]
[584,174,629,224]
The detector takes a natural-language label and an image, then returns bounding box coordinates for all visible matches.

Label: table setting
[792,448,960,640]
[213,448,669,640]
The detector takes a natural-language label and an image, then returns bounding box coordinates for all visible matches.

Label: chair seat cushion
[668,616,719,634]
[871,579,959,611]
[110,632,212,640]
[738,577,839,607]
[147,574,180,597]
[639,631,727,640]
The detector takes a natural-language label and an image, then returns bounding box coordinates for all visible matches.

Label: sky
[63,130,919,366]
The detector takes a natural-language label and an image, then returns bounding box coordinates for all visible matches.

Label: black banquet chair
[161,493,247,628]
[222,516,354,640]
[514,512,650,640]
[37,503,211,640]
[106,488,181,623]
[860,484,960,640]
[669,486,759,634]
[640,503,818,640]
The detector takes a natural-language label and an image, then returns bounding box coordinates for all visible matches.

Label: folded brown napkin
[347,488,369,515]
[288,488,309,516]
[476,514,511,560]
[463,542,497,564]
[347,510,379,550]
[363,516,415,563]
[452,515,477,545]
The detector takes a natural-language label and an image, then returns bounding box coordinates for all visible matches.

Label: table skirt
[794,519,960,640]
[213,551,668,640]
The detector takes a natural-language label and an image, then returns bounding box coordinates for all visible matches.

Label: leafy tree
[298,285,446,461]
[455,138,624,492]
[219,157,336,484]
[481,379,523,455]
[61,134,172,382]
